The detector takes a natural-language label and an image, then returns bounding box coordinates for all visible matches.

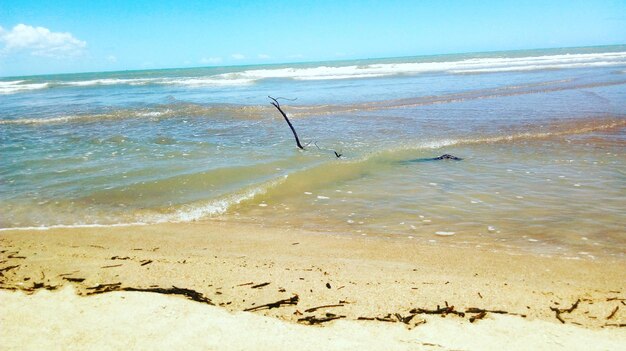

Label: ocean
[1,45,625,259]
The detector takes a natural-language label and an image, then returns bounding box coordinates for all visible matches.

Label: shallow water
[1,46,625,259]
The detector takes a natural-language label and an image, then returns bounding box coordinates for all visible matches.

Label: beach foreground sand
[1,222,624,350]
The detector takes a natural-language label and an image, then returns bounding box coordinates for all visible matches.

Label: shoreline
[1,221,624,349]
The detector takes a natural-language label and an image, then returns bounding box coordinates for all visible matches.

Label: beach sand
[1,222,625,350]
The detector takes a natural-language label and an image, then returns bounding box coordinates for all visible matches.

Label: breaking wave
[2,50,625,95]
[60,77,255,87]
[0,80,49,94]
[218,52,626,80]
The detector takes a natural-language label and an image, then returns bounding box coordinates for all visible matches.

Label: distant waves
[2,50,626,95]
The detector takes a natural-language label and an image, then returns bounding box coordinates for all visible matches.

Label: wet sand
[1,221,625,350]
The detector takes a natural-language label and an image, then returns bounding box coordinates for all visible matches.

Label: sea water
[1,45,625,259]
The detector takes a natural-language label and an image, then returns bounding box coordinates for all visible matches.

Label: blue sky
[1,0,625,76]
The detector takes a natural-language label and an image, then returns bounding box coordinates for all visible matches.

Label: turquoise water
[1,46,625,258]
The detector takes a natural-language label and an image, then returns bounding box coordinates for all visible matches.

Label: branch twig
[269,96,304,149]
[244,295,299,312]
[550,299,581,324]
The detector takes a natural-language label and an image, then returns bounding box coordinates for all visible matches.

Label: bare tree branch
[268,96,342,158]
[268,96,304,150]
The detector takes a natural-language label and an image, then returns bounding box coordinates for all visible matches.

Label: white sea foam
[216,67,388,81]
[135,110,169,117]
[1,177,287,230]
[0,115,85,125]
[60,77,255,88]
[216,51,626,81]
[0,109,168,125]
[450,61,626,73]
[61,77,256,87]
[4,76,241,90]
[160,77,256,86]
[0,222,148,232]
[3,51,624,94]
[0,80,49,94]
[62,78,158,86]
[164,176,288,222]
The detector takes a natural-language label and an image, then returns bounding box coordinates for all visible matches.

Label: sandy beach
[1,222,624,350]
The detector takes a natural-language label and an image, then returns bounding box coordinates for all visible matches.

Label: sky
[0,0,625,77]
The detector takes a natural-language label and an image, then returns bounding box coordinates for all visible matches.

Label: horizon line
[2,43,625,80]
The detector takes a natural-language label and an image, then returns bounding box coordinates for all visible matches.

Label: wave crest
[0,80,49,94]
[2,50,625,95]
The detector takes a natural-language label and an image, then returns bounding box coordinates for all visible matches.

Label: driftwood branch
[24,282,58,291]
[550,299,581,324]
[357,313,417,325]
[395,313,417,324]
[268,96,342,157]
[465,307,512,315]
[82,283,214,305]
[469,311,487,322]
[122,286,213,305]
[298,314,345,325]
[244,295,299,312]
[410,304,466,317]
[85,282,122,294]
[100,264,123,268]
[7,253,26,259]
[0,265,20,273]
[304,304,344,313]
[606,306,619,320]
[63,277,85,283]
[269,96,304,149]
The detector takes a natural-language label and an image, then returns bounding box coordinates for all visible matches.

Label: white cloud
[0,24,86,57]
[231,53,245,60]
[200,56,222,64]
[107,55,117,63]
[257,54,270,59]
